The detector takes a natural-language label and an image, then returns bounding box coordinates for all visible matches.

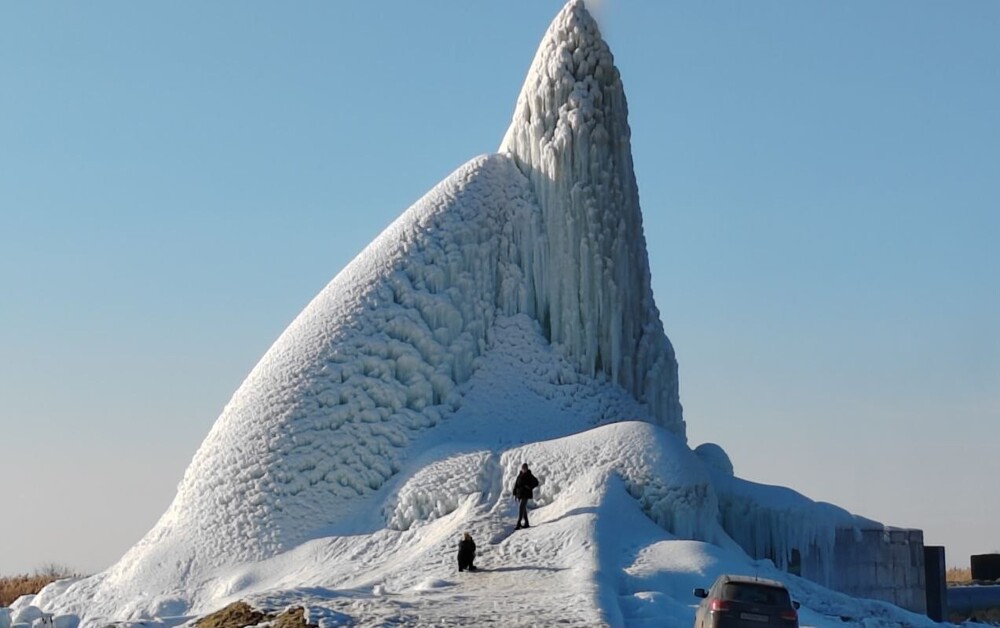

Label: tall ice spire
[501,0,684,435]
[32,6,686,623]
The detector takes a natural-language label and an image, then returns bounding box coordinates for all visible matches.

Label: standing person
[457,532,477,571]
[512,462,539,530]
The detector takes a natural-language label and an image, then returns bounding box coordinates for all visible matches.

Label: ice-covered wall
[709,471,860,584]
[826,527,926,614]
[500,0,683,436]
[701,452,928,614]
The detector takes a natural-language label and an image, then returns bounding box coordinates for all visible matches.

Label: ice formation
[499,1,682,432]
[22,3,922,627]
[42,0,685,606]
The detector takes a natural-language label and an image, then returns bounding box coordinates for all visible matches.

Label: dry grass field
[947,566,974,585]
[0,565,80,607]
[946,567,1000,625]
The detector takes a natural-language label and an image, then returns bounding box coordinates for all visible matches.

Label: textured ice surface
[694,442,735,476]
[499,0,682,434]
[385,421,720,542]
[100,153,549,586]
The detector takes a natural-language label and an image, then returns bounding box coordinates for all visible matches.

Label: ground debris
[194,601,316,628]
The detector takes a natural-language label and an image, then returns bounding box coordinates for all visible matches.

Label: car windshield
[722,583,791,606]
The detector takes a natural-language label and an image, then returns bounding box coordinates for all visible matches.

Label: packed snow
[9,1,969,627]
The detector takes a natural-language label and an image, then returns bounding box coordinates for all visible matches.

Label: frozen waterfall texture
[500,0,681,432]
[96,0,683,593]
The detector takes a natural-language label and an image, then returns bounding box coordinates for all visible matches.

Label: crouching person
[457,532,477,572]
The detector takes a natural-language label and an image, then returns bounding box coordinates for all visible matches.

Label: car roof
[715,574,788,589]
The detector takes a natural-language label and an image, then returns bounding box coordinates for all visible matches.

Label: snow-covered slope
[98,154,546,583]
[20,2,950,627]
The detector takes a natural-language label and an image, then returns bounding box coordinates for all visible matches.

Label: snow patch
[411,578,452,592]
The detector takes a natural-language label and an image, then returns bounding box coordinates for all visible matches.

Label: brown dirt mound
[272,606,313,628]
[194,601,316,628]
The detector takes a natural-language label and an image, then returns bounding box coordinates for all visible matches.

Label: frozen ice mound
[96,0,687,595]
[383,422,721,542]
[25,3,933,625]
[500,422,720,542]
[33,1,695,624]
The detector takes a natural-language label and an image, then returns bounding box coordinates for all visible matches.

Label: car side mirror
[693,588,708,598]
[793,601,800,609]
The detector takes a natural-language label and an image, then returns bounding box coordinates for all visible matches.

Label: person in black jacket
[457,532,477,571]
[512,462,539,530]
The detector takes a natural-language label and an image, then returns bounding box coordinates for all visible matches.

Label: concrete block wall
[798,526,926,614]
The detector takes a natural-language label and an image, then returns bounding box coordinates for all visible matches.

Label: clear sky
[1,1,997,576]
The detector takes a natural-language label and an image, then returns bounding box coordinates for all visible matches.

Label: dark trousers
[517,497,530,528]
[458,551,475,571]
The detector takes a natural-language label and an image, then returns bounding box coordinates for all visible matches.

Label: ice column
[500,0,684,437]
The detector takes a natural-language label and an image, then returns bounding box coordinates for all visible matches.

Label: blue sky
[1,1,997,576]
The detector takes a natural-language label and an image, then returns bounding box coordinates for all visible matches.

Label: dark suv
[693,574,800,627]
